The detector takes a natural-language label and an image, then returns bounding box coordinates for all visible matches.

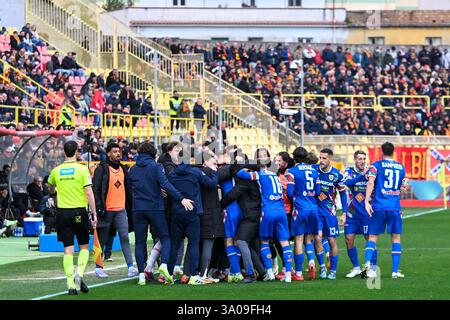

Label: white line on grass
[31,276,138,300]
[31,207,447,300]
[0,264,127,281]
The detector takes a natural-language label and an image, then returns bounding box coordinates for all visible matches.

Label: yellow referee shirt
[48,161,92,209]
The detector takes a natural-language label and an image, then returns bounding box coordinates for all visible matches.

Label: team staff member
[92,142,138,279]
[128,142,194,286]
[48,140,97,296]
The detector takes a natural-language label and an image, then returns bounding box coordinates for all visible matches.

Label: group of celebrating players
[47,138,408,293]
[135,141,407,285]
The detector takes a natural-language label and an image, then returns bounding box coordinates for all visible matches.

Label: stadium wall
[347,27,450,45]
[0,0,25,28]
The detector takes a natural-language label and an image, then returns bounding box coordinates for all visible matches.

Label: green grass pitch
[0,208,449,300]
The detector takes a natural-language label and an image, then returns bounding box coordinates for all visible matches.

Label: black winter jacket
[199,167,225,239]
[220,164,261,222]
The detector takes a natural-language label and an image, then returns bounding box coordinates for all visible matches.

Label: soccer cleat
[188,275,205,285]
[292,273,304,281]
[327,271,336,280]
[173,265,183,276]
[320,266,327,279]
[144,270,155,282]
[158,264,173,284]
[138,273,146,286]
[240,276,256,284]
[308,263,316,280]
[128,266,139,277]
[95,268,109,278]
[360,262,371,279]
[181,274,189,284]
[282,272,292,283]
[202,277,218,284]
[68,288,78,295]
[233,273,244,282]
[263,273,275,281]
[75,275,89,293]
[392,272,405,279]
[346,267,361,278]
[275,271,285,280]
[157,275,166,283]
[104,253,113,262]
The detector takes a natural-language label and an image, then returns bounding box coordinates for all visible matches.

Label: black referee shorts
[236,219,259,243]
[56,208,90,248]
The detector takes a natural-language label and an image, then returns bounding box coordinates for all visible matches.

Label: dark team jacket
[128,154,184,213]
[168,163,218,216]
[220,164,261,222]
[92,160,134,231]
[199,166,225,239]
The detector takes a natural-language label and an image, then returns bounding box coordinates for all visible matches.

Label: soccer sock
[365,241,376,264]
[392,243,402,273]
[282,245,293,273]
[146,241,161,272]
[260,243,272,271]
[226,245,240,274]
[322,239,330,255]
[316,251,325,267]
[63,254,75,289]
[77,249,89,278]
[305,243,315,264]
[294,253,304,273]
[371,249,378,271]
[347,246,360,268]
[330,255,338,272]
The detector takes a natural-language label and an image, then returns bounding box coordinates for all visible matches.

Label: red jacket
[90,90,104,113]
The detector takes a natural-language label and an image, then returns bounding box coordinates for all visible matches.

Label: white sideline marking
[30,207,448,300]
[402,208,447,220]
[0,264,127,281]
[31,276,137,300]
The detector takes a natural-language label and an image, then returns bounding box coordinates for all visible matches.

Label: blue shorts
[344,215,370,236]
[291,208,320,236]
[223,208,243,238]
[260,208,290,241]
[320,214,340,238]
[369,210,402,235]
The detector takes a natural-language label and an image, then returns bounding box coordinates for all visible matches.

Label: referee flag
[93,229,104,268]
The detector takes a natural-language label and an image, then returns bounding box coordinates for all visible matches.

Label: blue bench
[39,233,122,252]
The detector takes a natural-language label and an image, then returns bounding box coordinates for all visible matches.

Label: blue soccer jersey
[286,163,321,211]
[312,164,348,216]
[343,166,369,219]
[221,178,243,238]
[367,159,406,211]
[236,168,290,240]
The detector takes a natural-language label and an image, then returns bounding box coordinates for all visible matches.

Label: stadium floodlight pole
[146,49,159,145]
[152,50,159,146]
[217,60,223,153]
[300,58,305,147]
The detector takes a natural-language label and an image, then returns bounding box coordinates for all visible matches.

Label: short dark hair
[138,142,157,158]
[381,142,395,157]
[320,148,333,156]
[2,164,10,170]
[63,140,78,158]
[161,142,169,154]
[354,150,366,159]
[106,142,120,154]
[292,147,308,164]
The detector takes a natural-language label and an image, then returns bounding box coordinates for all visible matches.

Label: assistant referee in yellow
[48,140,97,295]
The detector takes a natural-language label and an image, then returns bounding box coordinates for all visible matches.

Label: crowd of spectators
[157,38,450,136]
